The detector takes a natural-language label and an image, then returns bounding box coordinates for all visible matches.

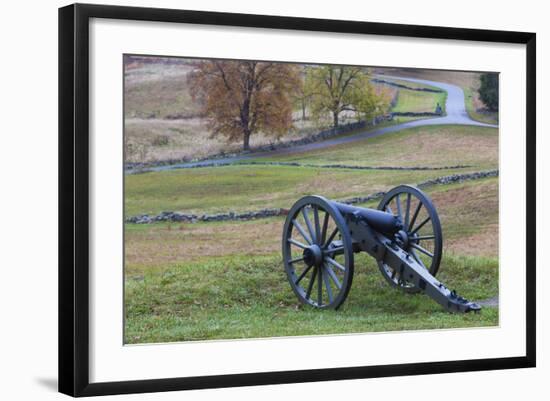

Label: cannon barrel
[330,201,403,235]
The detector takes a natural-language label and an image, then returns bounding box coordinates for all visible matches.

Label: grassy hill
[124,123,499,343]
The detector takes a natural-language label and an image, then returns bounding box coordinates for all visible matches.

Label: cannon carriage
[282,185,481,313]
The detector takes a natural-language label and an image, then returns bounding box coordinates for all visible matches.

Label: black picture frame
[59,3,536,397]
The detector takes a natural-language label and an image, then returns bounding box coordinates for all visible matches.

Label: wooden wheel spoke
[326,257,346,272]
[322,266,334,304]
[415,235,435,241]
[410,243,434,258]
[295,264,313,285]
[411,216,431,235]
[326,246,345,253]
[395,194,403,220]
[324,227,339,248]
[409,201,422,230]
[313,206,321,245]
[292,219,313,245]
[302,207,317,244]
[288,238,308,250]
[320,211,330,245]
[317,266,323,305]
[404,193,411,230]
[325,263,342,289]
[305,266,318,300]
[288,255,305,264]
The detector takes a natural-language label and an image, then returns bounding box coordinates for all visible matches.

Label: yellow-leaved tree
[189,60,301,151]
[305,65,391,128]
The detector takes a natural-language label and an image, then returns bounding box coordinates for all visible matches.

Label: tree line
[188,61,392,151]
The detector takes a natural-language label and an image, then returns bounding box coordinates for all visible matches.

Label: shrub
[478,73,499,111]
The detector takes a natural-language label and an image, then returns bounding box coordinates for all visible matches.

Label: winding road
[131,76,498,173]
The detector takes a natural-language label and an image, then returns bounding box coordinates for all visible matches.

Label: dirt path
[133,76,498,173]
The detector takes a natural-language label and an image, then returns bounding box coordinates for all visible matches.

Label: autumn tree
[305,66,391,128]
[188,60,300,151]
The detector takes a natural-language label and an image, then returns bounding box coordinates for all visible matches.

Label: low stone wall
[416,169,498,188]
[126,208,286,224]
[372,78,443,93]
[200,161,471,171]
[391,111,442,117]
[126,169,499,224]
[125,119,392,171]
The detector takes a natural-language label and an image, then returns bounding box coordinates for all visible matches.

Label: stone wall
[371,78,444,93]
[125,119,391,171]
[126,169,499,224]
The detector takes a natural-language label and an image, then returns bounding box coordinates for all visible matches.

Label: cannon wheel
[377,185,443,293]
[282,196,354,309]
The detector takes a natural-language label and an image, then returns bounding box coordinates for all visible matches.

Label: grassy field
[126,164,452,216]
[125,125,497,216]
[124,122,499,344]
[375,68,498,125]
[391,87,447,114]
[125,177,499,343]
[254,125,498,169]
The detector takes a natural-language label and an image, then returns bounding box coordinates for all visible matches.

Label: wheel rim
[377,185,443,292]
[282,196,354,309]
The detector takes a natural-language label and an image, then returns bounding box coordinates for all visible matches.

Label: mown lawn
[125,253,498,343]
[125,178,499,343]
[392,88,447,114]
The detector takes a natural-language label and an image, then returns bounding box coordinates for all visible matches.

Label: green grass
[124,177,499,343]
[125,164,471,216]
[125,252,498,343]
[392,88,447,114]
[254,125,498,170]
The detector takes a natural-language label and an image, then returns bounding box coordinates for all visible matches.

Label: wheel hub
[303,244,323,267]
[394,229,410,249]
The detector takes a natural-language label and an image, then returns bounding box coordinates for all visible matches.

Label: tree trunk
[333,111,339,128]
[301,100,307,120]
[241,95,252,151]
[243,129,251,151]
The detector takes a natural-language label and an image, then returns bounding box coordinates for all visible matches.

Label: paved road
[131,76,498,173]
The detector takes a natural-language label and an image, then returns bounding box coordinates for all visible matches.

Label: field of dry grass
[124,59,344,164]
[123,60,436,165]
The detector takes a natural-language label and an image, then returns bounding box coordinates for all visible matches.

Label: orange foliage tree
[189,60,301,151]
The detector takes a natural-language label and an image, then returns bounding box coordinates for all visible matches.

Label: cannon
[282,185,481,313]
